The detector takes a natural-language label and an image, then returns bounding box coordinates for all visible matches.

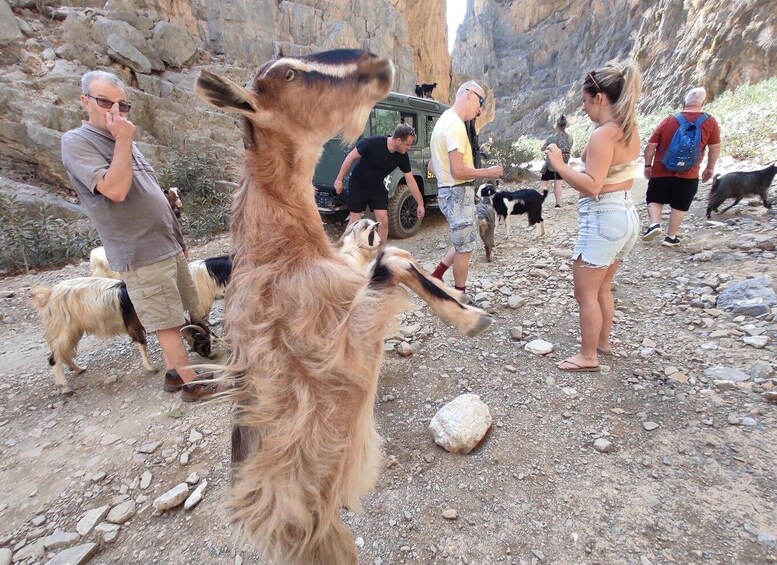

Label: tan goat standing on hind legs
[195,49,493,564]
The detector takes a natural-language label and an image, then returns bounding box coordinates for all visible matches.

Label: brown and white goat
[30,277,155,395]
[195,49,493,565]
[164,186,183,218]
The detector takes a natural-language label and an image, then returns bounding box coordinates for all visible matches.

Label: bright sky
[447,0,467,53]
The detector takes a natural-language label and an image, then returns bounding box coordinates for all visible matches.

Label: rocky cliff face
[0,0,449,192]
[453,0,777,139]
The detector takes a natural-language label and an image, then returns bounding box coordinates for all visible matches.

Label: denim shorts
[572,191,640,267]
[438,185,477,253]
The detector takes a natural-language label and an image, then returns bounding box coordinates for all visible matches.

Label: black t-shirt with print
[350,136,412,193]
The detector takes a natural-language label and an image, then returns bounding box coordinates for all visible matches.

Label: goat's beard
[341,105,372,144]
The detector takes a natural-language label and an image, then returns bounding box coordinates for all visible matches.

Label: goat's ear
[196,70,266,121]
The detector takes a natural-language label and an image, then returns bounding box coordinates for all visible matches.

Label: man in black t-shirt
[334,123,425,249]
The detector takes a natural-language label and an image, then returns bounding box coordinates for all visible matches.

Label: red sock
[432,262,449,280]
[455,285,466,293]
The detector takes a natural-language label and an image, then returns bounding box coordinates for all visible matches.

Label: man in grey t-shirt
[60,70,221,402]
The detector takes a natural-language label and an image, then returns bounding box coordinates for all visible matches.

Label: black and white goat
[337,218,381,272]
[491,187,548,238]
[31,277,213,395]
[89,248,232,320]
[188,255,232,320]
[706,162,776,218]
[476,183,497,261]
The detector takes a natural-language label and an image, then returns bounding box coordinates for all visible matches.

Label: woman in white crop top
[544,62,642,372]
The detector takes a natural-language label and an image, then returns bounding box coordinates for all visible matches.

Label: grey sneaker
[642,223,662,241]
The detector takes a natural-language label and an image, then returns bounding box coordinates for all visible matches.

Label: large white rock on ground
[152,483,189,513]
[524,339,554,355]
[76,505,110,536]
[429,393,492,454]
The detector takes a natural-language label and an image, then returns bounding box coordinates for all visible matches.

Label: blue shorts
[572,191,640,267]
[438,185,477,253]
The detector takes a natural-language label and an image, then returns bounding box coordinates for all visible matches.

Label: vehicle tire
[320,210,349,224]
[387,182,422,239]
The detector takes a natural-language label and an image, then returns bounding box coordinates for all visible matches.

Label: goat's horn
[181,324,206,334]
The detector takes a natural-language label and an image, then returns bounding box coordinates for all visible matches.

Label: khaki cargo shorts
[120,252,198,332]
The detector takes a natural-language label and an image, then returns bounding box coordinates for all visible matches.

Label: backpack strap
[694,113,709,127]
[674,113,688,126]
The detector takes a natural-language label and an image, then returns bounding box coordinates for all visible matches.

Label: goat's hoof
[466,315,493,338]
[61,389,74,397]
[74,366,86,375]
[145,367,158,374]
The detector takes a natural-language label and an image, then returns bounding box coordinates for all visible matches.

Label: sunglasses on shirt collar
[87,94,131,113]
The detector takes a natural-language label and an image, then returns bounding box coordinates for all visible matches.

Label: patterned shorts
[438,185,477,253]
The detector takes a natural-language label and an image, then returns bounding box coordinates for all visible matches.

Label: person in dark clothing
[334,123,424,250]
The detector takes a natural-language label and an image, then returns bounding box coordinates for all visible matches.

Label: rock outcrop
[0,0,444,194]
[452,0,777,138]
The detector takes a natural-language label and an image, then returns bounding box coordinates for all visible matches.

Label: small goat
[90,248,232,320]
[491,187,549,238]
[163,187,183,218]
[706,162,776,218]
[89,246,121,280]
[414,82,438,98]
[476,183,497,261]
[196,49,492,565]
[31,277,214,395]
[30,277,155,395]
[337,219,381,272]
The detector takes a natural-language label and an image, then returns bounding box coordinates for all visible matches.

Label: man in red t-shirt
[642,87,721,247]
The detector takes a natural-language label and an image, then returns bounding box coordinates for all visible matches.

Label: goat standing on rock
[706,162,776,218]
[195,49,492,564]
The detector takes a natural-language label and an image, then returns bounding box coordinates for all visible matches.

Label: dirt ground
[1,177,776,565]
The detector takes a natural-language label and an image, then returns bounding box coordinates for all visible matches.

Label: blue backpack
[660,113,708,172]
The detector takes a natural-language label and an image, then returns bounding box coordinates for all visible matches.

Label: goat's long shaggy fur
[706,162,776,218]
[196,49,493,565]
[30,277,155,395]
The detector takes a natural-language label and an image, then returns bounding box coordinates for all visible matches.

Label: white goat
[30,277,155,395]
[89,246,120,280]
[337,219,381,272]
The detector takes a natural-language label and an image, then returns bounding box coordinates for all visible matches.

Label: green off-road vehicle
[314,92,479,239]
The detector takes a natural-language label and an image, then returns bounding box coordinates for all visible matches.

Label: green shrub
[489,136,543,167]
[0,194,100,274]
[158,150,234,242]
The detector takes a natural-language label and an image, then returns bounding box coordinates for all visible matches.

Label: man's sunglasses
[87,94,131,113]
[467,89,485,108]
